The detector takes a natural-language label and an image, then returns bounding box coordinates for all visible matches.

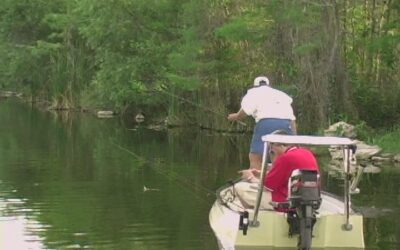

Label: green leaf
[166,73,201,91]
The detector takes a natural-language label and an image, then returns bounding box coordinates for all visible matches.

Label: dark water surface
[0,99,399,250]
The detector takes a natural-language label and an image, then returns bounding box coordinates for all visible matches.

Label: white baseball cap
[253,76,270,86]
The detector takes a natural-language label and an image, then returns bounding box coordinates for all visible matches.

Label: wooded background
[0,0,399,132]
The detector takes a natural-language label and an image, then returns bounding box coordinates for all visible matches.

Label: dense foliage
[0,0,399,132]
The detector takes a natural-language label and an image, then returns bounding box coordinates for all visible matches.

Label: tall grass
[373,126,400,153]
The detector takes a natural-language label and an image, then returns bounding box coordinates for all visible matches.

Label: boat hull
[210,191,365,250]
[236,210,364,249]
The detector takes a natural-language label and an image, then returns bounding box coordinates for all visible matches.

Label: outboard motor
[288,169,321,250]
[288,169,321,209]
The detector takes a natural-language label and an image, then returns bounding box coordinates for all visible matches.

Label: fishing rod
[155,87,248,127]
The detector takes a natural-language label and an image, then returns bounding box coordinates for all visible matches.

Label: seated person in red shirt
[237,137,320,210]
[264,141,320,204]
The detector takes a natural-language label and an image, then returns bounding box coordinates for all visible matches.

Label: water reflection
[0,187,46,250]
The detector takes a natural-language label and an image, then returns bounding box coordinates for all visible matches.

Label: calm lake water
[0,99,399,250]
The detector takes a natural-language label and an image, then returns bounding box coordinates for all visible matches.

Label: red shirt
[264,147,319,203]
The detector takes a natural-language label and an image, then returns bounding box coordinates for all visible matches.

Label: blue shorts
[250,118,293,154]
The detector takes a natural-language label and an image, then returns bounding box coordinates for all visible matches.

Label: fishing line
[112,142,146,162]
[155,88,248,127]
[111,141,218,202]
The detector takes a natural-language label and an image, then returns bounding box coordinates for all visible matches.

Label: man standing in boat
[227,76,297,170]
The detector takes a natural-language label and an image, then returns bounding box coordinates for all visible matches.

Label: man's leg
[249,152,262,170]
[234,181,272,210]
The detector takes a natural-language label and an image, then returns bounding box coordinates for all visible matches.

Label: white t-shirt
[241,86,296,122]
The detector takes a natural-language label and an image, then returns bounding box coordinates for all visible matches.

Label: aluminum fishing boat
[209,134,365,250]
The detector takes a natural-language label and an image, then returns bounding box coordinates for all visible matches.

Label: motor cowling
[288,169,321,210]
